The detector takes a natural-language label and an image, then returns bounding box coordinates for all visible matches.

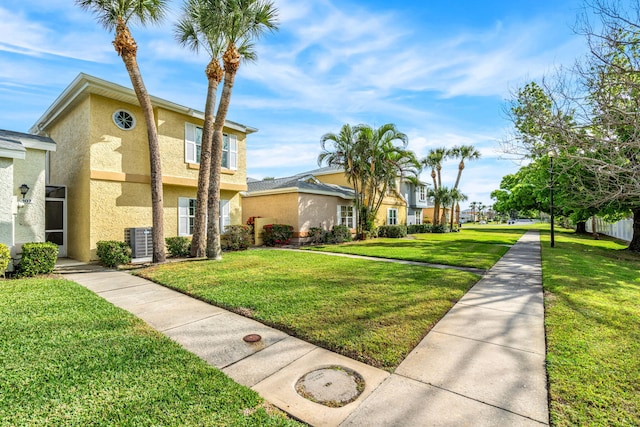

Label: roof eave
[30,73,257,135]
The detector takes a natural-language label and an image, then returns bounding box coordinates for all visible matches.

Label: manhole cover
[243,334,262,343]
[295,366,365,407]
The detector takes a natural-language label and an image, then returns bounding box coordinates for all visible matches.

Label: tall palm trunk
[449,161,464,231]
[191,60,222,257]
[115,19,165,263]
[431,169,439,225]
[207,44,239,259]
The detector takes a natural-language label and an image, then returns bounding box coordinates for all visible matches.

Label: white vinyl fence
[586,217,633,242]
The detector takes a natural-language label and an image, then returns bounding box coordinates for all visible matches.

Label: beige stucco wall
[48,96,91,261]
[90,95,150,175]
[163,186,242,237]
[13,149,48,244]
[0,158,14,247]
[242,192,299,228]
[315,171,350,187]
[298,193,344,233]
[376,195,408,226]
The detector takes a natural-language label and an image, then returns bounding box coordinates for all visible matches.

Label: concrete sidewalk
[60,230,548,426]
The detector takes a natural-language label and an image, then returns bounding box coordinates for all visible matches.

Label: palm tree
[449,188,468,231]
[319,124,365,235]
[430,186,454,226]
[205,0,278,260]
[470,201,479,222]
[357,124,417,226]
[77,0,168,263]
[319,123,418,237]
[448,145,480,229]
[175,0,226,258]
[479,203,487,221]
[421,147,449,225]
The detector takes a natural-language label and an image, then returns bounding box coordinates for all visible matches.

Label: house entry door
[45,186,66,257]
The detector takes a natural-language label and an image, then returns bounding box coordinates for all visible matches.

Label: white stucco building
[0,129,56,270]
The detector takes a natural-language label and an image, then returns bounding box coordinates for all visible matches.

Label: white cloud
[0,8,113,62]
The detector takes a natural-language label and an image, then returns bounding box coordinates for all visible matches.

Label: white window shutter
[178,197,189,236]
[229,135,238,170]
[185,123,196,163]
[219,199,231,232]
[337,205,342,226]
[352,204,357,229]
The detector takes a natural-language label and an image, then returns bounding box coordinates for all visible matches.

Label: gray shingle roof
[247,172,354,199]
[0,129,56,147]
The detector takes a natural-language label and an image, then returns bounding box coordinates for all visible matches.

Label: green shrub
[165,236,191,257]
[308,227,328,244]
[0,243,10,275]
[263,224,294,246]
[331,225,353,243]
[431,224,447,233]
[96,241,132,268]
[377,225,408,238]
[407,224,431,234]
[222,225,252,251]
[17,242,58,277]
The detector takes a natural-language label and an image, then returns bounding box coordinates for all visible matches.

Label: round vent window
[113,110,136,130]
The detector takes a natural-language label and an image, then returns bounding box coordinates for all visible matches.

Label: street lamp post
[549,150,555,248]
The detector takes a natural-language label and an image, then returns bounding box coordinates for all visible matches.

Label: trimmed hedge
[330,225,353,243]
[431,224,447,233]
[0,243,10,275]
[17,242,58,277]
[222,225,252,251]
[407,224,431,234]
[96,241,132,267]
[377,225,408,238]
[165,236,191,257]
[263,224,294,246]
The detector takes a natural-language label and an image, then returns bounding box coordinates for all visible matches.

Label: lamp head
[19,184,30,197]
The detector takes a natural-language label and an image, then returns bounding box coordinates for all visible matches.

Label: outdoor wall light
[19,183,30,197]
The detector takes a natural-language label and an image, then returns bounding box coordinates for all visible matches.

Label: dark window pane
[46,232,63,245]
[45,201,64,230]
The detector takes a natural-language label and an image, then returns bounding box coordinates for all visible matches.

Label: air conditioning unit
[125,227,153,258]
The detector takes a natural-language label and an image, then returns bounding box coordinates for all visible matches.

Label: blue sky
[0,0,588,208]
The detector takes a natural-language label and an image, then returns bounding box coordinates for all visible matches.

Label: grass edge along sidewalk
[303,225,531,270]
[542,230,640,427]
[136,249,480,370]
[0,278,303,426]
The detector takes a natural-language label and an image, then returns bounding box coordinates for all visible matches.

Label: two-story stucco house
[399,179,433,225]
[30,73,255,262]
[0,130,57,270]
[243,166,425,242]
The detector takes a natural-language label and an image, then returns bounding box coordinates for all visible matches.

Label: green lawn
[541,230,640,426]
[136,250,479,369]
[304,225,530,269]
[0,278,302,427]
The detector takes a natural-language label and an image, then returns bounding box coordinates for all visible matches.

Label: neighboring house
[242,173,355,243]
[399,179,432,225]
[30,73,255,262]
[0,129,56,270]
[243,166,424,239]
[459,208,474,223]
[303,166,411,227]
